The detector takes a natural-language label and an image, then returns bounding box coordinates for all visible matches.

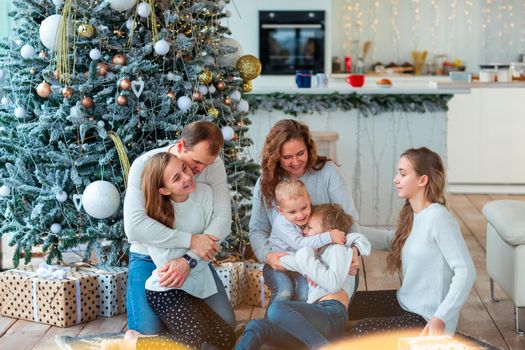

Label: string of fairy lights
[340,0,525,67]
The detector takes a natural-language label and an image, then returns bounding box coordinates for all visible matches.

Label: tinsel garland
[245,93,453,117]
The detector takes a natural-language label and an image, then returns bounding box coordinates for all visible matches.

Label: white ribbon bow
[34,262,71,280]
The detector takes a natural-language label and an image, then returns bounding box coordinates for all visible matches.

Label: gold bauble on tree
[119,78,131,90]
[38,51,48,59]
[117,94,128,106]
[216,80,226,91]
[62,86,73,98]
[78,22,95,38]
[166,91,176,99]
[112,53,128,66]
[96,62,109,76]
[82,96,94,108]
[198,69,213,85]
[236,55,262,81]
[223,96,232,105]
[36,81,51,98]
[241,80,253,93]
[207,106,219,118]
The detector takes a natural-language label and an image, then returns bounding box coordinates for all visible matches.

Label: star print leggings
[136,289,235,350]
[347,290,427,336]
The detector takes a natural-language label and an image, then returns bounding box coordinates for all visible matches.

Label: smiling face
[393,156,427,200]
[303,214,324,237]
[158,155,196,202]
[277,194,311,226]
[279,138,309,178]
[177,140,218,175]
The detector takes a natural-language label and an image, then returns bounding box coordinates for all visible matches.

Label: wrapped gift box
[214,261,245,307]
[243,262,271,308]
[78,266,127,317]
[0,263,98,327]
[398,335,481,350]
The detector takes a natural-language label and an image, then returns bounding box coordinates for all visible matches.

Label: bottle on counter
[344,56,352,73]
[332,56,342,73]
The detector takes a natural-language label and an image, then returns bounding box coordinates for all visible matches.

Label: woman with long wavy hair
[348,147,476,336]
[249,119,360,306]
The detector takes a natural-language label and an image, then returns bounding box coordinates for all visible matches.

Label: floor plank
[77,314,127,336]
[362,249,401,291]
[0,316,17,337]
[31,323,85,350]
[449,194,488,250]
[0,320,50,350]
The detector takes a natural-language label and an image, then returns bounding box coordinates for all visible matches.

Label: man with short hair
[124,120,234,334]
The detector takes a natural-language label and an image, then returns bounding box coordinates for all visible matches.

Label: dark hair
[180,120,223,156]
[260,119,329,207]
[386,147,446,274]
[310,203,353,233]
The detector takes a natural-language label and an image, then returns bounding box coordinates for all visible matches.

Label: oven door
[259,12,325,75]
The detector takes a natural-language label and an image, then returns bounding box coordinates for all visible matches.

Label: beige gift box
[214,261,245,307]
[243,262,271,308]
[0,264,98,327]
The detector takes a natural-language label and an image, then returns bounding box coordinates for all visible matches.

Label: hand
[158,257,190,288]
[420,316,446,336]
[190,234,220,261]
[265,252,288,271]
[307,277,318,288]
[349,246,360,276]
[329,229,346,245]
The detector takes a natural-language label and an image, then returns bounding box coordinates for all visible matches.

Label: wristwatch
[183,254,197,269]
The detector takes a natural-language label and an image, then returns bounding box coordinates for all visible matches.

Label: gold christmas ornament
[78,23,96,38]
[119,78,132,90]
[38,50,48,59]
[241,80,253,93]
[207,106,219,118]
[112,53,128,66]
[117,94,128,106]
[236,55,262,81]
[36,81,52,98]
[216,80,226,91]
[223,96,232,105]
[166,91,176,99]
[96,62,109,76]
[113,29,125,38]
[198,69,213,85]
[29,67,36,75]
[82,96,94,108]
[192,91,202,102]
[62,86,73,98]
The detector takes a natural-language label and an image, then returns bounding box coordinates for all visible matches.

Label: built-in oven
[259,10,325,75]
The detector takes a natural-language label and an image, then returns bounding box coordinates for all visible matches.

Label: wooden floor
[1,194,524,349]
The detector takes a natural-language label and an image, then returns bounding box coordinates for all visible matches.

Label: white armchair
[483,200,525,335]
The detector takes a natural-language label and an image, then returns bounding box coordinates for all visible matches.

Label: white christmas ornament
[1,97,9,106]
[221,126,234,141]
[225,10,232,18]
[154,39,170,55]
[176,96,192,112]
[236,99,249,113]
[14,106,26,118]
[198,85,208,95]
[50,223,62,234]
[97,120,105,128]
[0,69,5,81]
[82,180,120,219]
[137,2,151,17]
[166,72,176,81]
[0,185,11,197]
[20,44,36,59]
[229,90,241,102]
[68,102,84,123]
[131,79,145,97]
[218,0,226,8]
[217,37,243,67]
[52,0,64,6]
[39,14,64,51]
[203,55,215,66]
[89,48,101,60]
[126,18,136,30]
[55,191,68,202]
[208,85,216,94]
[109,0,137,11]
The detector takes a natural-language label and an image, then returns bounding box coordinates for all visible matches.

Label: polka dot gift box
[214,261,245,308]
[0,263,98,327]
[243,262,272,308]
[77,266,127,317]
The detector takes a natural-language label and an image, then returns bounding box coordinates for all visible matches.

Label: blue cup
[295,70,313,88]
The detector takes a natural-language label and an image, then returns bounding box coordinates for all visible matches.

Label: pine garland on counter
[245,93,453,117]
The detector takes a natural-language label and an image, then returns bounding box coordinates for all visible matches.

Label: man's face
[178,140,218,175]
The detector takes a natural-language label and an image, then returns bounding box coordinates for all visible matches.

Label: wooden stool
[311,132,339,162]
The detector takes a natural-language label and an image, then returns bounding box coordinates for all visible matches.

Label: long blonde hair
[386,147,447,274]
[260,119,329,207]
[141,152,178,228]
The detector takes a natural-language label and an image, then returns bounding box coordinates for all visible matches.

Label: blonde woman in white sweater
[348,147,476,336]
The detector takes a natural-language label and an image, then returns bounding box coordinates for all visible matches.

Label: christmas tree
[0,0,260,267]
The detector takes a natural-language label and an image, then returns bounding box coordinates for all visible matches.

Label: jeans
[263,263,308,304]
[126,252,236,334]
[235,299,348,350]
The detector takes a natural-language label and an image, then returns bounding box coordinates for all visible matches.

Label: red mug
[346,74,365,87]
